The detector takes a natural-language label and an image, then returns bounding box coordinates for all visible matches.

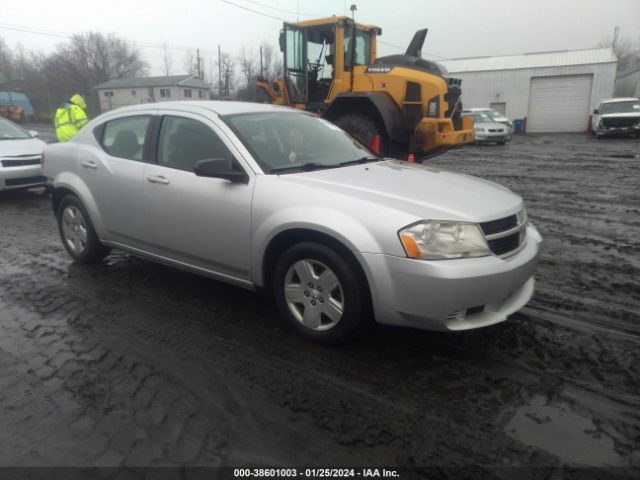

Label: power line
[0,22,219,55]
[240,0,322,18]
[217,0,287,21]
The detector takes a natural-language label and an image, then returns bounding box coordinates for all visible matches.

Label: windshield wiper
[338,156,383,167]
[270,162,338,174]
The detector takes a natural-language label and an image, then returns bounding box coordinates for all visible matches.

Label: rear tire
[56,195,111,264]
[272,242,371,344]
[333,114,387,156]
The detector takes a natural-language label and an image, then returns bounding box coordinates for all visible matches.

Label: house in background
[95,75,211,112]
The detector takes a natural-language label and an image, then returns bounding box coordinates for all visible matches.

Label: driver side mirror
[29,130,39,137]
[194,158,248,184]
[593,109,599,115]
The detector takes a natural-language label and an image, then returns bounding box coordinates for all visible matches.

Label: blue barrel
[512,119,524,134]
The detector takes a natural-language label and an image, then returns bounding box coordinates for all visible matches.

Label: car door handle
[81,160,98,169]
[146,175,170,185]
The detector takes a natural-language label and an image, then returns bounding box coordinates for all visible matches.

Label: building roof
[440,48,617,74]
[95,75,210,90]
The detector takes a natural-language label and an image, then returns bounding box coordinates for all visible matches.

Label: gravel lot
[0,127,639,477]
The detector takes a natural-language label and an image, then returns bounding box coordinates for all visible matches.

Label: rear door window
[100,115,150,161]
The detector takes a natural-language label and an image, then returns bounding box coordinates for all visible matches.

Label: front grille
[4,175,46,187]
[487,232,520,256]
[480,215,517,235]
[480,214,524,257]
[488,128,504,133]
[602,117,638,128]
[1,158,41,167]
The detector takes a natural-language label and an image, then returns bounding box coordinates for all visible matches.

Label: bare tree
[597,35,640,72]
[182,50,196,76]
[259,41,282,82]
[215,50,235,98]
[160,43,173,76]
[237,46,258,88]
[0,36,15,84]
[45,31,148,111]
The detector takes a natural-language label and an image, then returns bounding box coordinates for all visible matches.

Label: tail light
[40,151,45,171]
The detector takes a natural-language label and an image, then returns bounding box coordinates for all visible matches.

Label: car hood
[600,112,640,118]
[0,138,46,158]
[280,160,522,222]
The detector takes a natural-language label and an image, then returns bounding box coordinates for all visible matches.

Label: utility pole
[260,46,264,78]
[613,26,620,50]
[196,49,202,79]
[218,45,222,99]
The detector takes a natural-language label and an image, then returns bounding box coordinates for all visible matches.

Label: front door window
[285,25,307,103]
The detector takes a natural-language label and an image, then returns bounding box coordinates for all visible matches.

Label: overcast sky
[2,0,639,76]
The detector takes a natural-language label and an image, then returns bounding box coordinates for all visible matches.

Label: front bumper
[0,164,46,191]
[356,225,541,331]
[595,123,640,136]
[475,132,512,143]
[412,117,475,153]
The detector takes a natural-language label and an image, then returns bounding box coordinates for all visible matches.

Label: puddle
[505,396,624,466]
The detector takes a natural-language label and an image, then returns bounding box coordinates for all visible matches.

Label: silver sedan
[0,117,46,191]
[42,101,541,343]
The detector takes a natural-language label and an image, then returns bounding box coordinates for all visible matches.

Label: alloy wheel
[284,259,344,331]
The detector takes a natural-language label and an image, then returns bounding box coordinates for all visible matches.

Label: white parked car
[43,101,541,343]
[0,117,46,191]
[591,98,640,137]
[463,108,513,130]
[463,112,512,145]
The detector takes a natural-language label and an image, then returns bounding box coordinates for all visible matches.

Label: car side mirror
[593,109,599,115]
[194,158,248,184]
[29,130,39,137]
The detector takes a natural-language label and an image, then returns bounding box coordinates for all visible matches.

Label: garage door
[527,75,593,133]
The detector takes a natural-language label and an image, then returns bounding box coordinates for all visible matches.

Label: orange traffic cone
[408,153,415,163]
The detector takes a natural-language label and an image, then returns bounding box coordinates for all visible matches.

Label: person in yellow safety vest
[55,93,89,142]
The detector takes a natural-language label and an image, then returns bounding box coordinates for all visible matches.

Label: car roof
[103,101,301,117]
[600,97,639,104]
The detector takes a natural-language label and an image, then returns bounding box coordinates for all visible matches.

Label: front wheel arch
[261,229,372,305]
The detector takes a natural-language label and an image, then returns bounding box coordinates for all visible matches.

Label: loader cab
[281,17,379,109]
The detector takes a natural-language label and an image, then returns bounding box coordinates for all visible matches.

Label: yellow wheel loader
[256,16,474,158]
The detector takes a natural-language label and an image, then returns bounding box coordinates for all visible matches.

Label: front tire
[56,195,111,263]
[272,242,371,344]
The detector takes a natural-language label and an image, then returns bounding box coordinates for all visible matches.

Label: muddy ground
[0,130,639,478]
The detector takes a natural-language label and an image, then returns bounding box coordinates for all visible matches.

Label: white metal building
[95,75,211,112]
[440,48,617,133]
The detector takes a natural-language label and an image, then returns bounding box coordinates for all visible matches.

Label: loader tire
[334,114,387,155]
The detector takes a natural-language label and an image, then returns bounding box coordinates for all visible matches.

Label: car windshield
[223,112,379,174]
[486,110,505,119]
[0,118,31,140]
[471,113,493,123]
[600,101,640,114]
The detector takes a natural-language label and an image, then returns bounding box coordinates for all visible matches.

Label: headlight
[427,96,439,117]
[475,128,485,133]
[399,221,491,260]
